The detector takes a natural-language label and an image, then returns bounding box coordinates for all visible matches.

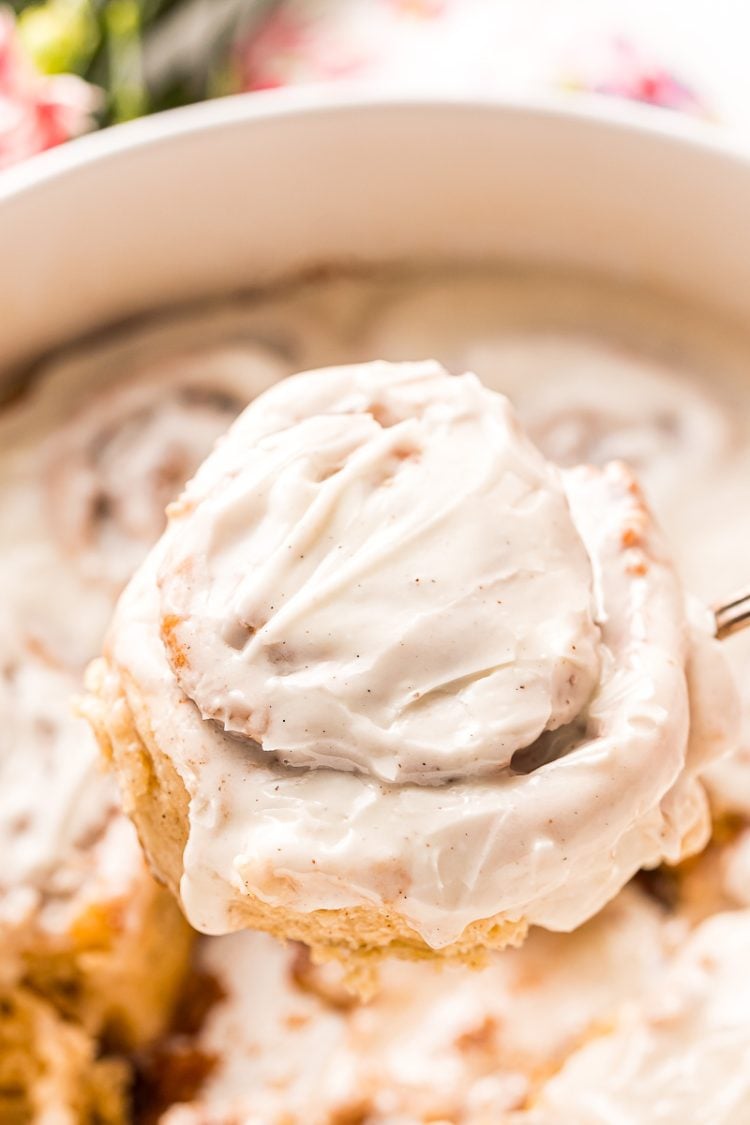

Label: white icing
[159,362,601,783]
[108,360,736,944]
[360,273,750,816]
[520,910,750,1125]
[0,620,120,933]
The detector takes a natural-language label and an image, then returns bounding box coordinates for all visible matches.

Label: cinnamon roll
[0,985,128,1125]
[0,341,288,671]
[154,884,670,1124]
[44,346,288,594]
[518,909,750,1124]
[0,620,192,1048]
[84,360,738,966]
[360,275,734,519]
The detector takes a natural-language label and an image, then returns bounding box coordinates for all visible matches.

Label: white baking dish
[2,89,750,376]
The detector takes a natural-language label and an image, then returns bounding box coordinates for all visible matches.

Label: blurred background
[3,0,750,168]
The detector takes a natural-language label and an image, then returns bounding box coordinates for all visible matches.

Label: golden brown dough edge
[10,676,194,1049]
[83,657,528,980]
[0,984,129,1124]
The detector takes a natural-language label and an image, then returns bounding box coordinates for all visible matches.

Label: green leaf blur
[10,0,278,125]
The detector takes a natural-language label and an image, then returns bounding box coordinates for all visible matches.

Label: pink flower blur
[568,37,707,116]
[0,9,98,170]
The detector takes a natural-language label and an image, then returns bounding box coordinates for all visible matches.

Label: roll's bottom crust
[84,658,528,981]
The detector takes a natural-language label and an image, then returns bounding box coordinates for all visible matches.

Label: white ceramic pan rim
[3,87,750,374]
[4,85,750,201]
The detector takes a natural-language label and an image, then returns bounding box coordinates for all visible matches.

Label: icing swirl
[159,362,601,783]
[45,347,286,592]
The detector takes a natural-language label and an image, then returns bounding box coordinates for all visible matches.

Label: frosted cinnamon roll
[44,347,286,593]
[0,341,288,671]
[84,361,738,966]
[516,909,750,1125]
[0,619,192,1047]
[360,274,733,517]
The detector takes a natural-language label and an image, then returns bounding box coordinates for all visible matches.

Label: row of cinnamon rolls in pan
[3,268,750,1121]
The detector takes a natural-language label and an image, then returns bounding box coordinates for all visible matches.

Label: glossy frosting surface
[159,361,601,782]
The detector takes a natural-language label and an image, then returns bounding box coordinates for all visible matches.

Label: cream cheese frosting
[42,347,286,594]
[0,330,291,668]
[103,359,738,945]
[159,361,601,783]
[519,909,750,1125]
[0,618,120,937]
